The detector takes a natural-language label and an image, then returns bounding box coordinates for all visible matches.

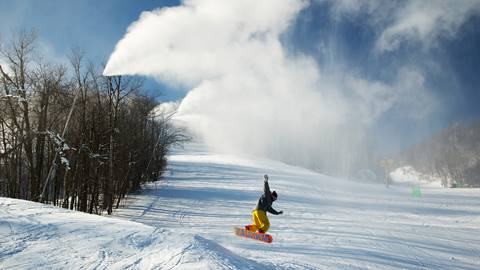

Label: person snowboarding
[245,174,283,234]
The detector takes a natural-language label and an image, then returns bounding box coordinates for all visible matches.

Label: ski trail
[114,143,480,269]
[1,142,480,269]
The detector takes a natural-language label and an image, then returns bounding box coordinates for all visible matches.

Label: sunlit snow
[1,143,479,269]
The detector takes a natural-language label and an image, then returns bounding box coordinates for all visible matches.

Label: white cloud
[0,40,12,76]
[332,0,480,53]
[393,67,437,120]
[153,101,180,118]
[0,58,12,77]
[343,67,437,122]
[377,0,480,52]
[104,0,307,84]
[104,0,438,173]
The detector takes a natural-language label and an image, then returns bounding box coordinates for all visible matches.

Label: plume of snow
[103,0,441,173]
[332,0,480,53]
[0,58,13,77]
[153,101,180,118]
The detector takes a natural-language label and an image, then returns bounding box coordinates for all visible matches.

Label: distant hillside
[396,119,480,187]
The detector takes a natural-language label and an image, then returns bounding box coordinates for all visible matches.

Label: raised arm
[263,174,271,197]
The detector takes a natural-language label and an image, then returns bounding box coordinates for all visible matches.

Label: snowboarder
[245,174,283,234]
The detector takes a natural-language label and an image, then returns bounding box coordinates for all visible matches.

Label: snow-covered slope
[0,198,268,269]
[1,143,480,269]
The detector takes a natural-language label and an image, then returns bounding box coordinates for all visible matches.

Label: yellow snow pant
[248,210,270,233]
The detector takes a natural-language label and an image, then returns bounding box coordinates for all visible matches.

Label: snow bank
[0,197,269,269]
[390,166,443,187]
[110,234,271,270]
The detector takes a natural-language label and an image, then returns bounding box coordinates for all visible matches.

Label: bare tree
[1,30,190,213]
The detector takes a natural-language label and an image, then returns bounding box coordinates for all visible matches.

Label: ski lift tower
[380,159,394,188]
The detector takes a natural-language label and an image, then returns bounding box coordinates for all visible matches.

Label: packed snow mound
[109,234,272,270]
[390,166,443,187]
[0,198,269,269]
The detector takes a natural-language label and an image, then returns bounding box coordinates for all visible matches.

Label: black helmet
[272,191,278,200]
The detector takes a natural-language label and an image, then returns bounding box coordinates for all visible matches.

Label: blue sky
[0,0,183,100]
[1,0,480,153]
[283,1,480,151]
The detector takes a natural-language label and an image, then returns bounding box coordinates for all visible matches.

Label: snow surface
[1,142,480,269]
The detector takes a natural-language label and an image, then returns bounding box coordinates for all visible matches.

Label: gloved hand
[278,211,283,215]
[264,174,269,181]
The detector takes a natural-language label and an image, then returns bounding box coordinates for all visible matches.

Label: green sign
[411,186,422,197]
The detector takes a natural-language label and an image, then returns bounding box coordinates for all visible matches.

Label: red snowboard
[234,227,273,243]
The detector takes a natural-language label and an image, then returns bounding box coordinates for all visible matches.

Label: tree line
[0,30,189,214]
[397,120,480,187]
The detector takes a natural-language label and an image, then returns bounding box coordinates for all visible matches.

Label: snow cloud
[0,58,12,76]
[333,0,480,53]
[104,0,443,174]
[103,0,306,83]
[377,0,480,52]
[0,41,12,76]
[153,101,180,117]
